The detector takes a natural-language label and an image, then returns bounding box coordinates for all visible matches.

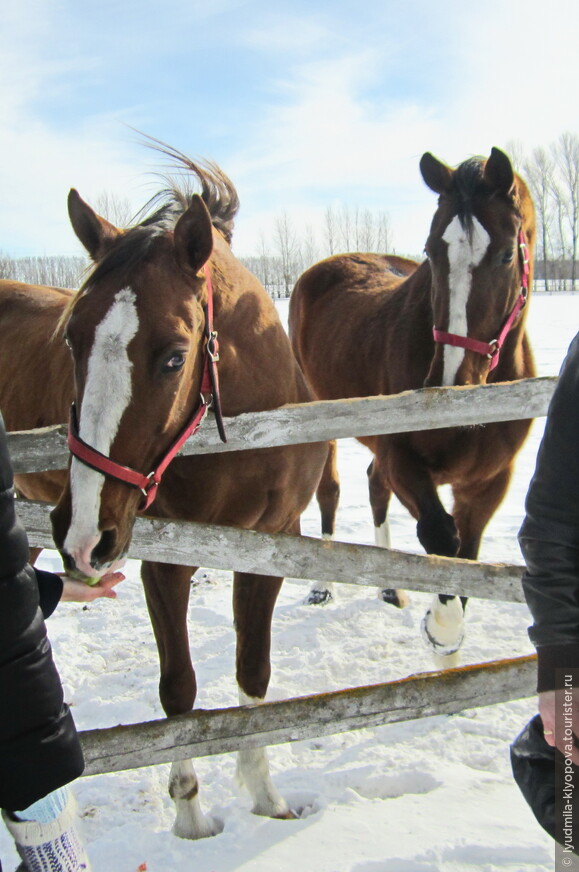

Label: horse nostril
[91,528,118,566]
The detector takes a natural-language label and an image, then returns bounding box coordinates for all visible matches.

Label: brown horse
[289,147,535,665]
[0,147,327,838]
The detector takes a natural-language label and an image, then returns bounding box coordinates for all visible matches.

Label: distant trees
[240,203,393,298]
[511,132,579,291]
[0,255,87,288]
[2,139,579,298]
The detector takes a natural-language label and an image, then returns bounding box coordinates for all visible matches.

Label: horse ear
[67,189,120,260]
[173,194,214,275]
[483,147,515,195]
[420,153,453,194]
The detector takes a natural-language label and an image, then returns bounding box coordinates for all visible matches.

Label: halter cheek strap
[67,264,227,512]
[432,229,530,372]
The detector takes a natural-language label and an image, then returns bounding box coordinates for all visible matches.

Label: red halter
[432,229,530,372]
[67,264,227,512]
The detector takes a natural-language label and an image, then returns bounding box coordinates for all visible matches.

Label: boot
[2,794,91,872]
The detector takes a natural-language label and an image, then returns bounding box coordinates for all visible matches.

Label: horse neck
[207,246,306,411]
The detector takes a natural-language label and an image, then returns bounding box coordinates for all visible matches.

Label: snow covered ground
[3,292,578,871]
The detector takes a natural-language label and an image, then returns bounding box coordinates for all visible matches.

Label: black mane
[453,156,486,238]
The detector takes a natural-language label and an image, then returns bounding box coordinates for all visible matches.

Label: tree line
[509,131,579,291]
[1,133,577,296]
[240,205,392,297]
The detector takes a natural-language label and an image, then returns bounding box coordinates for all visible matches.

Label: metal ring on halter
[141,471,158,498]
[519,241,529,264]
[486,339,499,360]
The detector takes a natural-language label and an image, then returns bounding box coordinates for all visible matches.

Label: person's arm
[518,333,579,761]
[518,332,579,687]
[0,414,84,810]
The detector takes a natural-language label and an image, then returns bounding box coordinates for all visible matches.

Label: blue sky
[2,0,578,259]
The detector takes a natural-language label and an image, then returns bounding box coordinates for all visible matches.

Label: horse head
[419,147,535,388]
[51,161,233,579]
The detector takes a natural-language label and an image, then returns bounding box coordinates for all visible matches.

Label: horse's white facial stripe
[441,216,490,385]
[64,289,139,564]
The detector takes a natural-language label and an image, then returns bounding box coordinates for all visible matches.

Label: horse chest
[410,425,515,484]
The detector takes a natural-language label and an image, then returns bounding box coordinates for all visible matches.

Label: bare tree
[505,139,526,173]
[553,132,579,290]
[298,225,320,274]
[94,191,135,228]
[273,211,299,298]
[324,205,338,255]
[524,148,554,292]
[375,210,391,254]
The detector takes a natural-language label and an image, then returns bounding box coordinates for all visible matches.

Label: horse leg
[141,560,220,840]
[306,439,340,605]
[422,467,514,668]
[367,459,409,608]
[233,570,291,818]
[380,441,463,662]
[384,441,459,559]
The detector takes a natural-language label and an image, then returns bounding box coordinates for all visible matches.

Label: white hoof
[420,596,465,658]
[431,649,461,670]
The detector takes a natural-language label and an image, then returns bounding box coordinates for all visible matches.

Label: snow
[3,292,578,871]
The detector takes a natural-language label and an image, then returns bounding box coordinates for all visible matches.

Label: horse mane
[453,157,486,239]
[56,140,240,336]
[138,137,240,245]
[73,140,240,298]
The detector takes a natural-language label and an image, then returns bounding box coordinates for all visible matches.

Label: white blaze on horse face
[441,215,490,385]
[64,289,139,574]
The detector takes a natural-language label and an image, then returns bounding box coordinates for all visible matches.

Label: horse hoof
[304,588,333,605]
[420,609,465,657]
[380,588,410,608]
[275,808,299,820]
[431,650,461,670]
[172,813,223,840]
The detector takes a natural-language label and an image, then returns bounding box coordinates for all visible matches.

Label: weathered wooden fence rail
[10,378,547,773]
[80,655,537,775]
[14,377,554,601]
[8,376,556,473]
[18,500,525,602]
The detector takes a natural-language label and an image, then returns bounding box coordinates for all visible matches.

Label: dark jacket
[518,332,579,691]
[0,413,84,811]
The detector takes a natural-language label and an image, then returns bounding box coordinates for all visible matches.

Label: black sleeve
[0,413,84,811]
[35,568,64,618]
[518,332,579,690]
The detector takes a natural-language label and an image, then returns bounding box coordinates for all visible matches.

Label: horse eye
[163,352,186,373]
[502,249,515,265]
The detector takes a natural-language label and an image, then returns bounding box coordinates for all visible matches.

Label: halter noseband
[67,264,227,512]
[432,229,530,373]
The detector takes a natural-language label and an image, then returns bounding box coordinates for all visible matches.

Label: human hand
[539,687,579,765]
[59,571,125,603]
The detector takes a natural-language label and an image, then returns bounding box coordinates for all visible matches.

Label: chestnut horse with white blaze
[289,147,535,665]
[0,146,327,838]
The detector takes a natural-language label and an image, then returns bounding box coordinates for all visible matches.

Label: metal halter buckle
[207,330,220,362]
[486,339,499,360]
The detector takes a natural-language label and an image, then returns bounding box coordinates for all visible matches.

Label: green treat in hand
[68,569,101,586]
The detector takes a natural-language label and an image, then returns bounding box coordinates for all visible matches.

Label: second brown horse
[289,147,535,665]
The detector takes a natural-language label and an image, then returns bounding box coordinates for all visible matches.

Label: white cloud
[228,0,579,255]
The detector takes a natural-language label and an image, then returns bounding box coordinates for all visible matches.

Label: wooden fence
[10,376,556,773]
